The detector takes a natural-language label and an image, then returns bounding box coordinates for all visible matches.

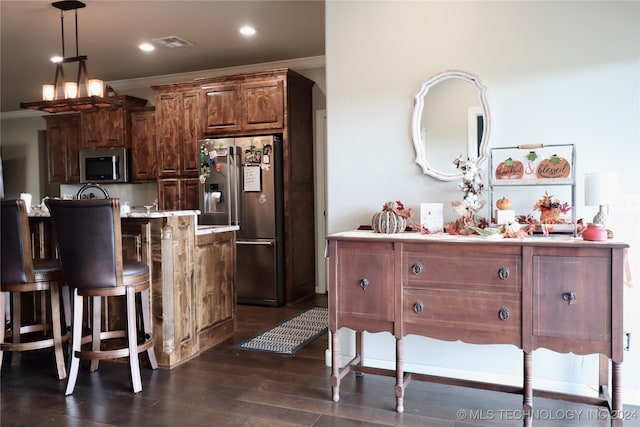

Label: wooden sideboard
[328,231,628,424]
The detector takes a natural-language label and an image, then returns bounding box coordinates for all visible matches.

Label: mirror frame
[411,70,491,181]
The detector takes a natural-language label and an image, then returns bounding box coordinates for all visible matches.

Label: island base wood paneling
[328,231,628,426]
[126,216,237,368]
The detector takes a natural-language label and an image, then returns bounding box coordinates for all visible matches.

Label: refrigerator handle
[227,150,233,226]
[236,240,274,246]
[231,146,239,226]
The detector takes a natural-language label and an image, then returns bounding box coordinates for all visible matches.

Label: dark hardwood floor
[2,294,639,427]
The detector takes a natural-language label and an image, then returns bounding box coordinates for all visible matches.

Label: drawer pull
[411,262,423,275]
[562,291,577,305]
[498,307,511,321]
[413,301,424,314]
[498,266,510,280]
[360,278,370,290]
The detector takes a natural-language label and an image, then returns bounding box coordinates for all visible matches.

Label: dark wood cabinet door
[182,177,200,210]
[81,108,125,148]
[46,114,80,183]
[158,178,180,211]
[156,92,180,177]
[202,84,241,135]
[241,80,284,131]
[158,177,200,210]
[195,230,236,350]
[179,90,201,177]
[130,108,156,182]
[156,90,200,178]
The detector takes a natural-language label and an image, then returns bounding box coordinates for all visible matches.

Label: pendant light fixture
[20,0,122,113]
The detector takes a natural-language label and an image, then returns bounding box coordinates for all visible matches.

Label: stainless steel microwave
[79,148,129,183]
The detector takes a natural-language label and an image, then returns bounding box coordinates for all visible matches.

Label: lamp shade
[585,172,619,206]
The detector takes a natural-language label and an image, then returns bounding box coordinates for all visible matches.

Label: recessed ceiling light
[239,25,256,36]
[139,42,155,52]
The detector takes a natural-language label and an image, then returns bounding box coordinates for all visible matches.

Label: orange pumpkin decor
[496,197,512,210]
[495,158,524,180]
[536,154,570,179]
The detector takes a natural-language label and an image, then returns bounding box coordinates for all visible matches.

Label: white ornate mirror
[412,70,490,181]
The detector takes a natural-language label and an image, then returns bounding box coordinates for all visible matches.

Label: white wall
[326,1,640,404]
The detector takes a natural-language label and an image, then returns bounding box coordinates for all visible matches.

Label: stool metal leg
[126,287,142,393]
[65,288,83,396]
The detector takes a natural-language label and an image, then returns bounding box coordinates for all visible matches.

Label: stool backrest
[46,198,123,289]
[1,199,35,284]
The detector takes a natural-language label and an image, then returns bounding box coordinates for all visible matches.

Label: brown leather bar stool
[0,199,69,379]
[45,198,157,395]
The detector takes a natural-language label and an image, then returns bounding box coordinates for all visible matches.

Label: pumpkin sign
[536,154,570,179]
[495,158,524,180]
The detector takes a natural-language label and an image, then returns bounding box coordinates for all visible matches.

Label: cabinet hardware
[360,278,369,290]
[498,307,511,321]
[413,301,424,313]
[411,262,423,275]
[498,266,510,280]
[562,291,577,304]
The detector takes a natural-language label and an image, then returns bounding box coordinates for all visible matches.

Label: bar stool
[0,199,69,379]
[45,198,157,395]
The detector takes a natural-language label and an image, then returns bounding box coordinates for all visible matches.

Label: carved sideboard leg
[331,329,341,402]
[612,361,622,420]
[395,337,405,413]
[523,351,533,426]
[355,330,364,377]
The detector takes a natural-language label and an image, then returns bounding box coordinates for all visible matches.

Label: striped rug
[236,307,328,354]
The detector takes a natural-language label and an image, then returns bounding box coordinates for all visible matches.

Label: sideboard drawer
[404,246,521,292]
[403,288,521,345]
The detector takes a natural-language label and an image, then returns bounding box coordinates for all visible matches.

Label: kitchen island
[29,209,238,368]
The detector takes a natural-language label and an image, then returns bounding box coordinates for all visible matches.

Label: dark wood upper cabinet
[81,108,125,148]
[155,89,201,178]
[202,83,241,134]
[45,114,81,183]
[242,79,284,131]
[130,107,156,182]
[80,96,147,149]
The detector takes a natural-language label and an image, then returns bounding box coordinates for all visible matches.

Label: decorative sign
[494,158,524,180]
[491,144,573,184]
[536,154,571,179]
[420,203,444,234]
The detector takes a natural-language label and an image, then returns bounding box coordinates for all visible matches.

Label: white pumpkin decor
[371,201,413,234]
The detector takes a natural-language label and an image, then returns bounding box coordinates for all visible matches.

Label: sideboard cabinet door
[333,241,395,331]
[529,246,612,356]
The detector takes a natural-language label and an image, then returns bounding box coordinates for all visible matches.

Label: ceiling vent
[152,36,194,48]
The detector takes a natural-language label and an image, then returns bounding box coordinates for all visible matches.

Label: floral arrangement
[445,156,489,235]
[532,191,572,224]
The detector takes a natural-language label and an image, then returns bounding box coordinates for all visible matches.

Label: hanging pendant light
[20,1,120,113]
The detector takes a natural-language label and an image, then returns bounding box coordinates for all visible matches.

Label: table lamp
[584,171,619,226]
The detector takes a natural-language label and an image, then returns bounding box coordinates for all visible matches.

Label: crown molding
[1,55,325,120]
[109,55,325,92]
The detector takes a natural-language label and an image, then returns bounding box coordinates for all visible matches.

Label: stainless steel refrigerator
[197,135,284,306]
